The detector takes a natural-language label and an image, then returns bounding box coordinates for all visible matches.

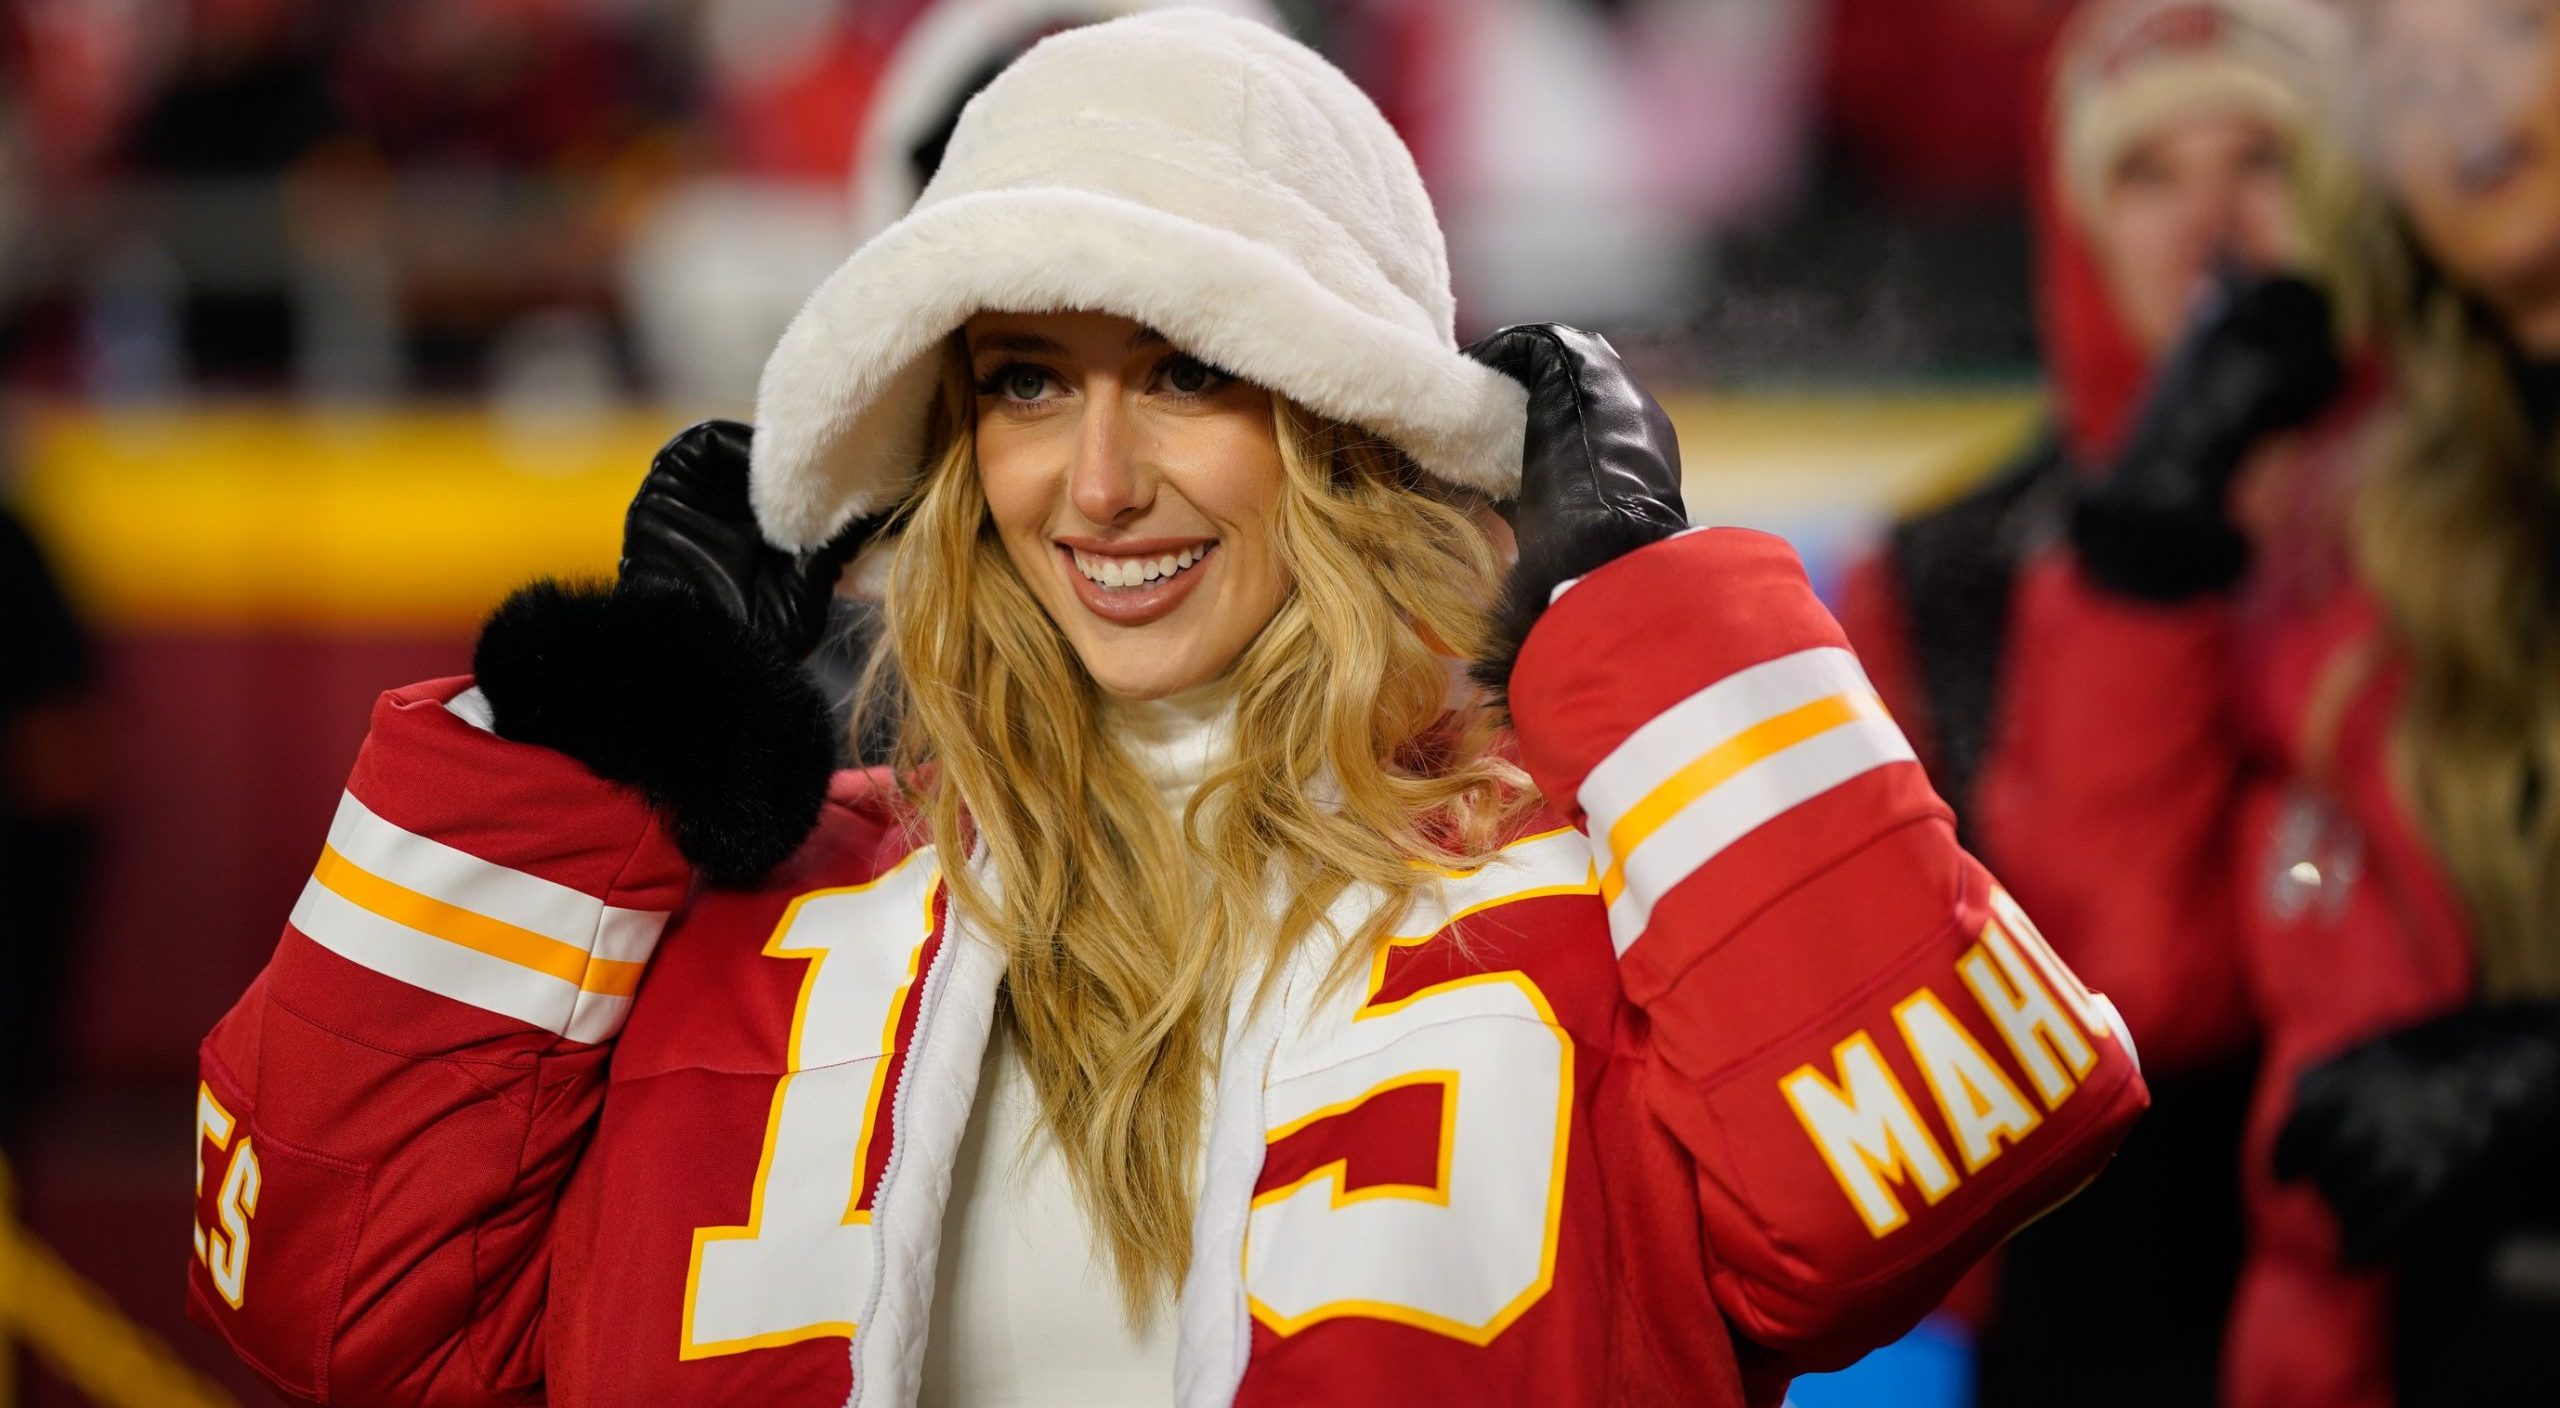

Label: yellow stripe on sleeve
[1597,691,1879,904]
[310,845,637,995]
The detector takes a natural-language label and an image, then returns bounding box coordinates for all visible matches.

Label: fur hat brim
[750,185,1528,553]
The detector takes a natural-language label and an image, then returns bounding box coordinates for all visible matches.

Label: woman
[185,13,2144,1406]
[1837,4,2337,1401]
[1971,0,2560,1401]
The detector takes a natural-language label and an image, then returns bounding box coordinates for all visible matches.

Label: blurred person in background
[1837,5,2338,1400]
[118,0,344,390]
[1952,0,2560,1401]
[0,455,99,1154]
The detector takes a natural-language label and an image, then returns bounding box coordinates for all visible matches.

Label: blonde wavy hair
[855,343,1535,1319]
[2311,105,2560,998]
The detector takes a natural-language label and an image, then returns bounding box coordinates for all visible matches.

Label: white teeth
[1072,544,1211,590]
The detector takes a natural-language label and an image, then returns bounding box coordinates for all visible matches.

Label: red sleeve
[1968,552,2255,1074]
[1833,545,1940,778]
[1507,530,2147,1374]
[187,678,693,1405]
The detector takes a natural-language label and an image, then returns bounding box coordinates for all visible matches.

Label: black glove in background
[2072,271,2344,602]
[476,420,884,885]
[2274,1002,2560,1265]
[1463,323,1688,708]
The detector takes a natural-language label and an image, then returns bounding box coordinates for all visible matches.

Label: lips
[2455,131,2535,199]
[1055,539,1218,626]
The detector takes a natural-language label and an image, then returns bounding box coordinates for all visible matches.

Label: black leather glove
[2073,271,2343,602]
[2274,1002,2560,1264]
[619,420,868,658]
[473,421,883,886]
[1463,323,1688,708]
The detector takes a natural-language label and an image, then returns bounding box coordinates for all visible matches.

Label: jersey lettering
[1781,1033,1959,1237]
[1782,889,2109,1236]
[193,1083,262,1308]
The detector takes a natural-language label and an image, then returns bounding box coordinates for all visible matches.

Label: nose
[1068,389,1153,525]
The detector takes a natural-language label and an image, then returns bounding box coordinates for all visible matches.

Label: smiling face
[2089,109,2300,355]
[965,309,1292,701]
[2363,0,2560,348]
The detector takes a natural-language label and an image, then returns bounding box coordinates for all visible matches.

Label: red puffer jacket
[185,529,2144,1407]
[1969,510,2474,1407]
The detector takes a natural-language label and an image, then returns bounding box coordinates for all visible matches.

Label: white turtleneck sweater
[915,683,1236,1408]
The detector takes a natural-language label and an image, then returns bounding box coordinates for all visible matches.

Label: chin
[1080,648,1211,702]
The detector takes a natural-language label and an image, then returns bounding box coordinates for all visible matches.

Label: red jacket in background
[1972,476,2473,1407]
[186,530,2145,1406]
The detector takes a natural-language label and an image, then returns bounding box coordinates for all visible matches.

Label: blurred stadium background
[0,1,2069,1402]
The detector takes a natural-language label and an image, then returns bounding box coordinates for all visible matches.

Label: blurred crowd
[7,0,2560,1406]
[0,0,2088,411]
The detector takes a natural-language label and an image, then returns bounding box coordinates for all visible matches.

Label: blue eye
[1157,354,1234,396]
[976,362,1057,403]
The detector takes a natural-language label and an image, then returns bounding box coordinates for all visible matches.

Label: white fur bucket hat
[749,5,1529,553]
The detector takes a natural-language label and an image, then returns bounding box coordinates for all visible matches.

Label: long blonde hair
[857,347,1533,1318]
[2317,136,2560,998]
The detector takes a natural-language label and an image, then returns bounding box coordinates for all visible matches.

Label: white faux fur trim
[850,0,1283,242]
[755,189,1527,549]
[755,7,1526,553]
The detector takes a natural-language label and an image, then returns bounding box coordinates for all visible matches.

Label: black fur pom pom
[472,579,837,886]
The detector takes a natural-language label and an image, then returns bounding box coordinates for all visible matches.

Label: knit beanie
[750,6,1528,554]
[2052,0,2341,230]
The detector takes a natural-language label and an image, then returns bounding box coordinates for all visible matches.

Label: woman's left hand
[621,419,880,659]
[1462,323,1688,702]
[2274,1002,2560,1263]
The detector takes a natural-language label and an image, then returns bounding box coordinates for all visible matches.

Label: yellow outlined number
[680,852,940,1359]
[193,1083,263,1308]
[1245,830,1590,1344]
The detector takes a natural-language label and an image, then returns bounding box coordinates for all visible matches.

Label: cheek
[1155,405,1287,535]
[2491,30,2559,122]
[2232,177,2301,266]
[2390,146,2501,268]
[2381,134,2446,222]
[2094,201,2176,294]
[2091,201,2201,351]
[974,432,1054,544]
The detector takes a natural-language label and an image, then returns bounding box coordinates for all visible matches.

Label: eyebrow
[967,330,1066,357]
[966,324,1172,357]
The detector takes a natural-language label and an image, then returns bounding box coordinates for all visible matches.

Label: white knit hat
[750,6,1528,553]
[2052,0,2341,228]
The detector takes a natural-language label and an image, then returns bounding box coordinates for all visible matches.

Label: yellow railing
[14,393,2041,632]
[0,1153,238,1408]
